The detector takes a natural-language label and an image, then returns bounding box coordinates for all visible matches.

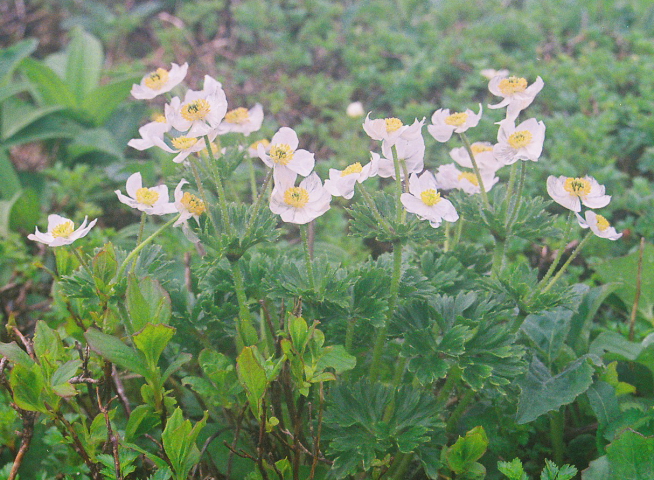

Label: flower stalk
[459,132,490,209]
[541,231,593,293]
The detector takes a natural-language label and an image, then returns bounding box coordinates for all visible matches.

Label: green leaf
[65,27,103,103]
[445,426,489,474]
[67,127,124,161]
[0,82,30,104]
[604,430,654,480]
[0,150,20,200]
[161,353,192,383]
[19,57,77,108]
[315,345,356,375]
[51,359,81,388]
[521,308,573,366]
[9,363,47,412]
[85,328,148,377]
[162,408,207,480]
[1,97,64,140]
[126,274,172,332]
[516,355,598,424]
[586,381,620,426]
[288,315,309,351]
[540,459,577,480]
[0,38,37,84]
[498,458,528,480]
[125,404,160,442]
[80,77,140,126]
[0,341,34,368]
[1,114,83,149]
[133,323,176,372]
[92,243,118,291]
[33,320,65,364]
[236,346,268,418]
[8,188,40,234]
[582,455,610,480]
[589,331,641,361]
[567,283,620,355]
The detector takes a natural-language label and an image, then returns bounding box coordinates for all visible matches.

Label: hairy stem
[301,224,316,292]
[542,232,593,294]
[245,168,274,237]
[538,211,575,288]
[459,132,490,209]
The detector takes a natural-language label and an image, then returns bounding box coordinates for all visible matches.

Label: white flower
[481,68,509,80]
[131,63,188,100]
[173,179,206,242]
[248,139,270,158]
[576,211,622,240]
[546,175,611,212]
[488,75,544,121]
[258,127,315,177]
[377,134,425,179]
[363,115,424,147]
[324,154,379,199]
[166,75,228,137]
[427,105,482,143]
[115,172,177,215]
[270,170,331,224]
[435,163,498,195]
[127,118,171,151]
[400,171,458,228]
[217,104,264,136]
[346,101,365,118]
[493,118,545,165]
[28,215,96,247]
[449,141,503,174]
[152,131,218,164]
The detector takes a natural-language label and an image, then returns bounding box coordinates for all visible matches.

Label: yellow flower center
[471,144,493,154]
[458,172,479,186]
[498,76,528,95]
[385,118,403,133]
[200,142,220,158]
[283,187,310,208]
[180,192,206,216]
[224,107,250,124]
[563,177,591,197]
[153,114,166,123]
[135,187,160,206]
[250,139,270,150]
[171,136,198,151]
[144,68,169,90]
[507,130,533,149]
[181,99,211,122]
[341,162,363,177]
[420,189,442,206]
[51,221,74,238]
[269,144,294,165]
[595,214,610,232]
[444,112,469,127]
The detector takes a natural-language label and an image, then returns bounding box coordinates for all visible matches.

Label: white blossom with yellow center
[248,139,270,158]
[401,171,458,228]
[546,175,611,212]
[428,104,482,143]
[434,163,499,195]
[575,211,622,240]
[128,118,171,151]
[270,170,331,224]
[166,75,228,137]
[131,63,188,100]
[449,141,503,174]
[115,172,177,216]
[173,179,206,243]
[324,155,379,199]
[493,118,545,165]
[217,104,264,136]
[152,131,217,164]
[488,74,544,121]
[363,114,425,147]
[377,133,426,179]
[28,214,97,247]
[258,127,315,177]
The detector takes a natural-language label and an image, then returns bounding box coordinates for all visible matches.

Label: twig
[629,237,646,341]
[257,399,271,480]
[8,410,37,480]
[226,403,248,479]
[309,383,324,479]
[9,326,35,360]
[112,365,132,416]
[97,391,122,480]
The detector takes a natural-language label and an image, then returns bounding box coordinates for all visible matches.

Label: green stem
[434,368,461,410]
[459,133,490,209]
[71,248,93,278]
[549,410,565,466]
[202,135,232,234]
[446,389,475,433]
[189,158,219,231]
[244,168,274,237]
[117,214,180,278]
[247,157,258,203]
[505,161,527,228]
[391,145,404,223]
[368,241,403,382]
[231,260,258,347]
[136,212,147,246]
[358,183,394,236]
[491,238,506,276]
[300,224,316,292]
[444,222,451,252]
[538,212,575,288]
[386,452,413,480]
[345,318,355,355]
[541,232,593,294]
[504,163,518,209]
[452,216,464,248]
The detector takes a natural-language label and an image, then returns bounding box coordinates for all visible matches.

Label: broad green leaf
[9,363,47,412]
[65,27,103,103]
[67,127,124,161]
[288,315,309,351]
[586,381,620,426]
[8,188,40,234]
[582,456,610,480]
[516,356,598,424]
[236,346,268,417]
[161,353,192,383]
[445,426,488,474]
[567,283,620,355]
[19,57,77,108]
[589,331,641,361]
[33,320,64,365]
[162,408,207,480]
[125,404,160,442]
[604,429,654,479]
[85,328,148,377]
[521,308,573,366]
[600,361,636,396]
[0,149,20,200]
[315,345,356,374]
[0,82,30,104]
[133,323,175,371]
[1,97,64,140]
[80,77,140,126]
[126,274,172,332]
[0,341,34,368]
[1,114,83,148]
[0,38,37,84]
[51,359,82,388]
[92,243,118,290]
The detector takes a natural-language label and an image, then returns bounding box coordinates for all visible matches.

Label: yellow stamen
[471,143,493,154]
[563,177,591,197]
[200,142,220,158]
[595,214,610,232]
[181,99,211,122]
[507,130,533,149]
[171,137,198,151]
[51,221,74,238]
[458,172,479,186]
[283,187,310,208]
[225,107,250,124]
[135,187,160,206]
[250,139,270,151]
[144,68,169,90]
[420,189,442,206]
[498,76,528,95]
[269,144,294,165]
[152,114,166,123]
[181,192,205,216]
[444,112,469,127]
[385,118,403,133]
[341,162,363,177]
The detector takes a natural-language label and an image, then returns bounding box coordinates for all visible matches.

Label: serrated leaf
[126,274,172,332]
[315,345,356,375]
[445,426,488,474]
[133,323,175,372]
[540,459,578,480]
[498,458,528,480]
[604,429,654,479]
[236,346,268,417]
[521,308,573,366]
[9,363,47,412]
[125,404,160,442]
[586,381,620,426]
[85,328,148,377]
